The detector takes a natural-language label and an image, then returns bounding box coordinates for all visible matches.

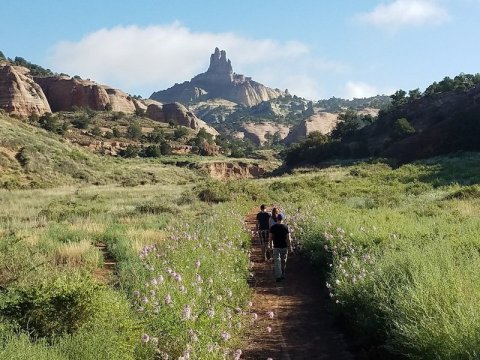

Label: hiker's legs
[260,230,268,260]
[273,248,287,279]
[280,248,288,277]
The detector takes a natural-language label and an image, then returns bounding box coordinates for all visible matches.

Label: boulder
[0,64,51,117]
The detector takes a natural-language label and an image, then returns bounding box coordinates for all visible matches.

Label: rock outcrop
[0,64,51,117]
[150,48,285,107]
[239,122,290,146]
[200,161,266,180]
[34,76,137,113]
[284,111,340,144]
[146,102,219,136]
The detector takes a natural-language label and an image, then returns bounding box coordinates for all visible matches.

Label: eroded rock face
[35,76,110,112]
[34,76,139,113]
[150,48,285,107]
[284,111,340,144]
[146,102,219,136]
[240,122,290,146]
[0,64,51,117]
[201,161,266,180]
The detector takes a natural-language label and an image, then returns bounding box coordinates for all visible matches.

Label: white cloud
[344,81,385,99]
[358,0,450,31]
[46,22,343,99]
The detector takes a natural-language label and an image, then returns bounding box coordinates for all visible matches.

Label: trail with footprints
[243,210,355,360]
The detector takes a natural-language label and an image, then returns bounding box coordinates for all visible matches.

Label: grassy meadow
[264,153,480,359]
[3,113,480,359]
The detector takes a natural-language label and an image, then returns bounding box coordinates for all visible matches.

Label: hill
[284,73,480,167]
[0,111,198,189]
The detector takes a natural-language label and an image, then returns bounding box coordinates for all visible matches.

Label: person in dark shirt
[269,213,293,282]
[256,204,271,261]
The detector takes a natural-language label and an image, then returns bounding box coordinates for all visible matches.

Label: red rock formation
[34,76,110,112]
[0,64,51,117]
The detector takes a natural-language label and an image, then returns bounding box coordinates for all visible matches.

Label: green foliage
[91,126,102,137]
[112,127,121,137]
[331,110,374,140]
[39,113,67,134]
[118,145,139,158]
[392,117,416,140]
[270,153,480,359]
[134,108,145,117]
[12,56,54,77]
[71,114,91,129]
[0,274,99,338]
[126,123,142,140]
[173,126,189,140]
[0,51,5,61]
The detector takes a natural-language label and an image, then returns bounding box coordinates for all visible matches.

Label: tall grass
[264,153,480,359]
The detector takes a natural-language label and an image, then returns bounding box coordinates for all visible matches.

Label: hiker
[269,207,279,229]
[269,213,293,282]
[256,204,271,262]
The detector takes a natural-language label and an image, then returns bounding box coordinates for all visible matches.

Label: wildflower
[233,349,242,360]
[151,278,158,286]
[195,260,201,268]
[179,285,187,293]
[182,305,192,320]
[207,308,215,318]
[157,275,164,284]
[266,326,272,333]
[335,279,341,285]
[196,274,203,283]
[267,311,274,319]
[137,306,144,312]
[247,301,253,307]
[252,313,258,321]
[133,290,140,297]
[174,273,183,282]
[207,344,215,353]
[150,290,156,297]
[165,294,172,306]
[141,296,149,304]
[141,333,150,343]
[221,331,231,341]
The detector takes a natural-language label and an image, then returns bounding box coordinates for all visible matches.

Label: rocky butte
[150,48,285,107]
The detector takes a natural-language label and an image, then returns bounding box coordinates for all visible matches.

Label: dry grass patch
[54,240,101,269]
[127,228,167,253]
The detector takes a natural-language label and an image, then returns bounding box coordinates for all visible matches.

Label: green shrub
[392,117,416,140]
[1,274,98,338]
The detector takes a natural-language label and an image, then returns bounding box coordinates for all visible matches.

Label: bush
[0,274,98,338]
[392,118,416,140]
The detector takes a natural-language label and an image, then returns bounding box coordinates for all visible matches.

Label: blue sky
[1,0,479,100]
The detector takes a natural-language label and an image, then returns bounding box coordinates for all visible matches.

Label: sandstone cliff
[0,64,51,117]
[283,111,340,144]
[239,122,290,146]
[150,48,285,107]
[34,76,136,112]
[146,102,218,136]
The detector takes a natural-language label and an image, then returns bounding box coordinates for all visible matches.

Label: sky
[1,0,479,100]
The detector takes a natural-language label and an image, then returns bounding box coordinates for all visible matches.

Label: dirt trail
[243,212,355,360]
[93,242,116,283]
